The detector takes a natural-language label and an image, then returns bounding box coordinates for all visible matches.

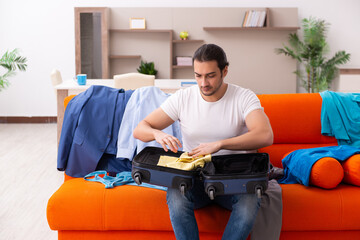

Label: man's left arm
[189,109,273,157]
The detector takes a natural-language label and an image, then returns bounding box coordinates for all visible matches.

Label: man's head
[193,44,229,100]
[193,44,229,73]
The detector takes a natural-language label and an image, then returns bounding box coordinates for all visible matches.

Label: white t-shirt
[160,83,263,156]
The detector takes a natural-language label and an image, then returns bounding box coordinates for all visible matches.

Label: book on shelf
[242,10,267,27]
[251,11,259,27]
[244,10,254,27]
[258,11,266,27]
[242,11,250,27]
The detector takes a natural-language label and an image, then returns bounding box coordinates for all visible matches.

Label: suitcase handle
[179,182,189,196]
[255,186,263,199]
[207,186,216,200]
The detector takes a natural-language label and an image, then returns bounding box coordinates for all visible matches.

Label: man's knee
[232,194,261,216]
[166,188,193,210]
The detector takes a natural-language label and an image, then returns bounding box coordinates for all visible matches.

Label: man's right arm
[133,107,182,153]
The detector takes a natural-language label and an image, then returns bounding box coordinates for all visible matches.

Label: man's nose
[199,77,209,86]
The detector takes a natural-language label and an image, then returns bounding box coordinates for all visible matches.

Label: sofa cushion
[310,157,344,189]
[47,178,230,233]
[281,183,360,231]
[258,93,336,145]
[342,154,360,186]
[47,179,360,233]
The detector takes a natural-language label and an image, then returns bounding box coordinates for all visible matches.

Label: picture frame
[129,18,146,29]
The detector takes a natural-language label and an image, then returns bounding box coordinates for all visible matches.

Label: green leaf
[136,60,157,76]
[0,48,28,91]
[0,49,28,72]
[0,70,16,92]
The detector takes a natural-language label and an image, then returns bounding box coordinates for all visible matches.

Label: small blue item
[180,81,197,87]
[84,170,167,191]
[76,74,87,85]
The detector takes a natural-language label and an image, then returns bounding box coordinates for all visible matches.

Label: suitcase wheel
[207,186,216,200]
[179,183,187,196]
[133,172,142,185]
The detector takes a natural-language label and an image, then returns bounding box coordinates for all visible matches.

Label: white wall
[0,0,359,116]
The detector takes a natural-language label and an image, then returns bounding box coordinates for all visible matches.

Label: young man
[133,44,273,240]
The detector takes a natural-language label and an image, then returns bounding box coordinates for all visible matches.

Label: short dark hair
[193,44,229,71]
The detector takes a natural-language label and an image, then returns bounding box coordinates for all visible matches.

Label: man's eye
[208,75,215,78]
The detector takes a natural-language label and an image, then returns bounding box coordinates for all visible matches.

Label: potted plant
[275,17,350,93]
[0,49,27,91]
[137,60,158,76]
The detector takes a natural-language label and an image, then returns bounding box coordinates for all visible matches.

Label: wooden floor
[0,124,63,240]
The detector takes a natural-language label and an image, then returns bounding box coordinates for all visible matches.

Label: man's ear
[222,65,228,78]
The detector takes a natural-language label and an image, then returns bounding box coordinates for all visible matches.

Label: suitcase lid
[202,153,269,176]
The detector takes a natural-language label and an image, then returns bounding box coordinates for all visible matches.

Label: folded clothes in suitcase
[132,147,269,199]
[132,147,199,195]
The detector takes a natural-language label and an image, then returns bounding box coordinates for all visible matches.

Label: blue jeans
[166,180,261,240]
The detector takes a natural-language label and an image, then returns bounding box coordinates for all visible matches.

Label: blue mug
[77,74,87,85]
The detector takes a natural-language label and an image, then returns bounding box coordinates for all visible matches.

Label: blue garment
[278,145,360,185]
[96,153,133,174]
[57,85,134,177]
[320,90,360,147]
[117,86,182,160]
[84,170,167,191]
[166,179,260,240]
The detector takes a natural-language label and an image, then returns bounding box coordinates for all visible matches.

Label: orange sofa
[47,93,360,239]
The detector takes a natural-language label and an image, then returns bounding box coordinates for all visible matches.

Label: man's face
[194,60,228,97]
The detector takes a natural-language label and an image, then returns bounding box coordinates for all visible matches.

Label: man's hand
[188,141,222,158]
[154,130,182,153]
[133,108,182,153]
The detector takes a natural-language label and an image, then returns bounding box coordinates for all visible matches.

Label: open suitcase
[132,147,199,195]
[131,147,269,199]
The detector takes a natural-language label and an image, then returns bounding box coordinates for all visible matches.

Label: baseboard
[0,116,57,123]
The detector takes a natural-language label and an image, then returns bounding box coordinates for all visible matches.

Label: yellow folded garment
[158,152,212,171]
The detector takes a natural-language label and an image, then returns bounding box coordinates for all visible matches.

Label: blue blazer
[57,85,134,177]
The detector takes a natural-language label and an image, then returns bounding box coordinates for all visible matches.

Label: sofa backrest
[63,92,338,169]
[258,93,337,167]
